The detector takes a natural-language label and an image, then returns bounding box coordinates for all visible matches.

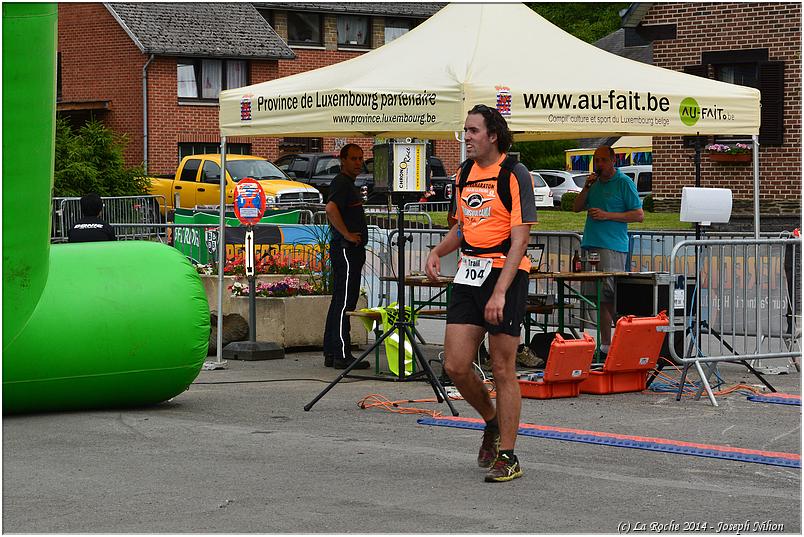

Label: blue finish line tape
[417,416,801,469]
[747,393,801,406]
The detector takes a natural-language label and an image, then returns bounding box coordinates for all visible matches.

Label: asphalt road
[3,343,800,533]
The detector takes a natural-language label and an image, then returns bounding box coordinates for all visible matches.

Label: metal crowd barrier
[667,237,801,405]
[377,229,585,331]
[404,201,452,213]
[313,209,433,229]
[51,195,166,242]
[628,230,781,272]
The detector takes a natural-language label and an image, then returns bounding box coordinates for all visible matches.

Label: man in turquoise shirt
[573,145,643,356]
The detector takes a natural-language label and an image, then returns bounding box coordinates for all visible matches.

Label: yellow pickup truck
[148,154,322,214]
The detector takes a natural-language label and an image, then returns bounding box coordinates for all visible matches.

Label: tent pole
[207,136,228,369]
[752,134,760,239]
[694,134,701,239]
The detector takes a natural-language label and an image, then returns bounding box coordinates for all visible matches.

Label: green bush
[560,191,579,211]
[511,139,578,171]
[642,194,654,212]
[54,118,147,197]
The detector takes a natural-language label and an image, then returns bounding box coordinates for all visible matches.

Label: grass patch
[428,209,692,231]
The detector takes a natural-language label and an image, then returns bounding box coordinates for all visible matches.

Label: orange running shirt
[452,154,537,271]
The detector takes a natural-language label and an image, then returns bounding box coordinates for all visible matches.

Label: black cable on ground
[194,378,366,385]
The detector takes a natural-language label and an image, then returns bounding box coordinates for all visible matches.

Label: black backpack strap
[496,154,519,213]
[457,158,475,194]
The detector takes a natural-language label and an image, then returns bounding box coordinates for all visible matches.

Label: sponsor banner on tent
[223,88,464,139]
[223,86,758,141]
[493,89,760,138]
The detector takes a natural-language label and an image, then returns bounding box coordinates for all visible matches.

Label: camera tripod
[304,194,458,415]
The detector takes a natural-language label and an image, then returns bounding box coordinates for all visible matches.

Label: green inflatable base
[3,241,209,414]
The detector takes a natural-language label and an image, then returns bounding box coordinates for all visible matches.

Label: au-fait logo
[679,97,700,126]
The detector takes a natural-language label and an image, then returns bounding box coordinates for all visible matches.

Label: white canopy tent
[209,3,764,365]
[219,3,760,140]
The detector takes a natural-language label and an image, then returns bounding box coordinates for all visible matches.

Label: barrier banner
[171,209,329,264]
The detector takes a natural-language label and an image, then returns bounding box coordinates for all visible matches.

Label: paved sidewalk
[3,342,800,533]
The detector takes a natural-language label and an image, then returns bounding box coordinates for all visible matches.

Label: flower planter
[708,153,751,163]
[230,294,367,349]
[199,274,313,314]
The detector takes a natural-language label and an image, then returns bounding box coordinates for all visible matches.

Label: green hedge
[560,192,579,211]
[54,118,147,197]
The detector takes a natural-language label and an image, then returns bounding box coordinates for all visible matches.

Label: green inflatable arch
[2,4,209,414]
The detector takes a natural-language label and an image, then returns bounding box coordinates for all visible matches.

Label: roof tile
[106,3,295,59]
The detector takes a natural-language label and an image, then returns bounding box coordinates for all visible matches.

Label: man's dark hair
[339,143,363,160]
[468,104,513,153]
[80,193,103,217]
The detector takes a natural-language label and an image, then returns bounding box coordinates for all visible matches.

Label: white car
[533,169,589,205]
[617,165,653,197]
[530,172,554,208]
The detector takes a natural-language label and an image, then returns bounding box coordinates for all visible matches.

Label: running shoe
[484,452,523,482]
[477,427,500,468]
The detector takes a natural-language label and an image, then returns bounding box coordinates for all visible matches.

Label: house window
[686,49,784,146]
[337,15,370,48]
[287,12,322,46]
[385,18,412,43]
[178,143,251,161]
[716,63,758,88]
[177,59,248,100]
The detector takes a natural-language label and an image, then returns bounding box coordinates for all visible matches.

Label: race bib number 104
[454,256,493,287]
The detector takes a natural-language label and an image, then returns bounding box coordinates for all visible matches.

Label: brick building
[623,2,802,215]
[57,2,450,176]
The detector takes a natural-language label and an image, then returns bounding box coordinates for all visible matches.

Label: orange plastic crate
[577,370,650,394]
[580,312,669,395]
[519,333,595,399]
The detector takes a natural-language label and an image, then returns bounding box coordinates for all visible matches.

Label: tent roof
[219,3,760,140]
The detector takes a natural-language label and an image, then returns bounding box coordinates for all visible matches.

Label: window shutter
[758,61,784,146]
[682,65,710,147]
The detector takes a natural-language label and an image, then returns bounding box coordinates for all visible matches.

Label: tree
[513,3,628,170]
[54,118,147,197]
[512,139,579,171]
[527,2,629,43]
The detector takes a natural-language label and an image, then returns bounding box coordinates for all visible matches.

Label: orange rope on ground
[357,381,496,417]
[713,383,764,396]
[356,394,455,417]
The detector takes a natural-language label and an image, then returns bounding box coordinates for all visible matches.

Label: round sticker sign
[233,177,267,226]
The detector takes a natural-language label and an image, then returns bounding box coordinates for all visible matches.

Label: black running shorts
[446,268,528,337]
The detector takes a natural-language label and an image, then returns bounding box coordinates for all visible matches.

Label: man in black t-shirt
[323,144,371,369]
[68,193,117,243]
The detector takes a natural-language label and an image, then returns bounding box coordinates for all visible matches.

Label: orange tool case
[579,312,669,395]
[519,334,596,399]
